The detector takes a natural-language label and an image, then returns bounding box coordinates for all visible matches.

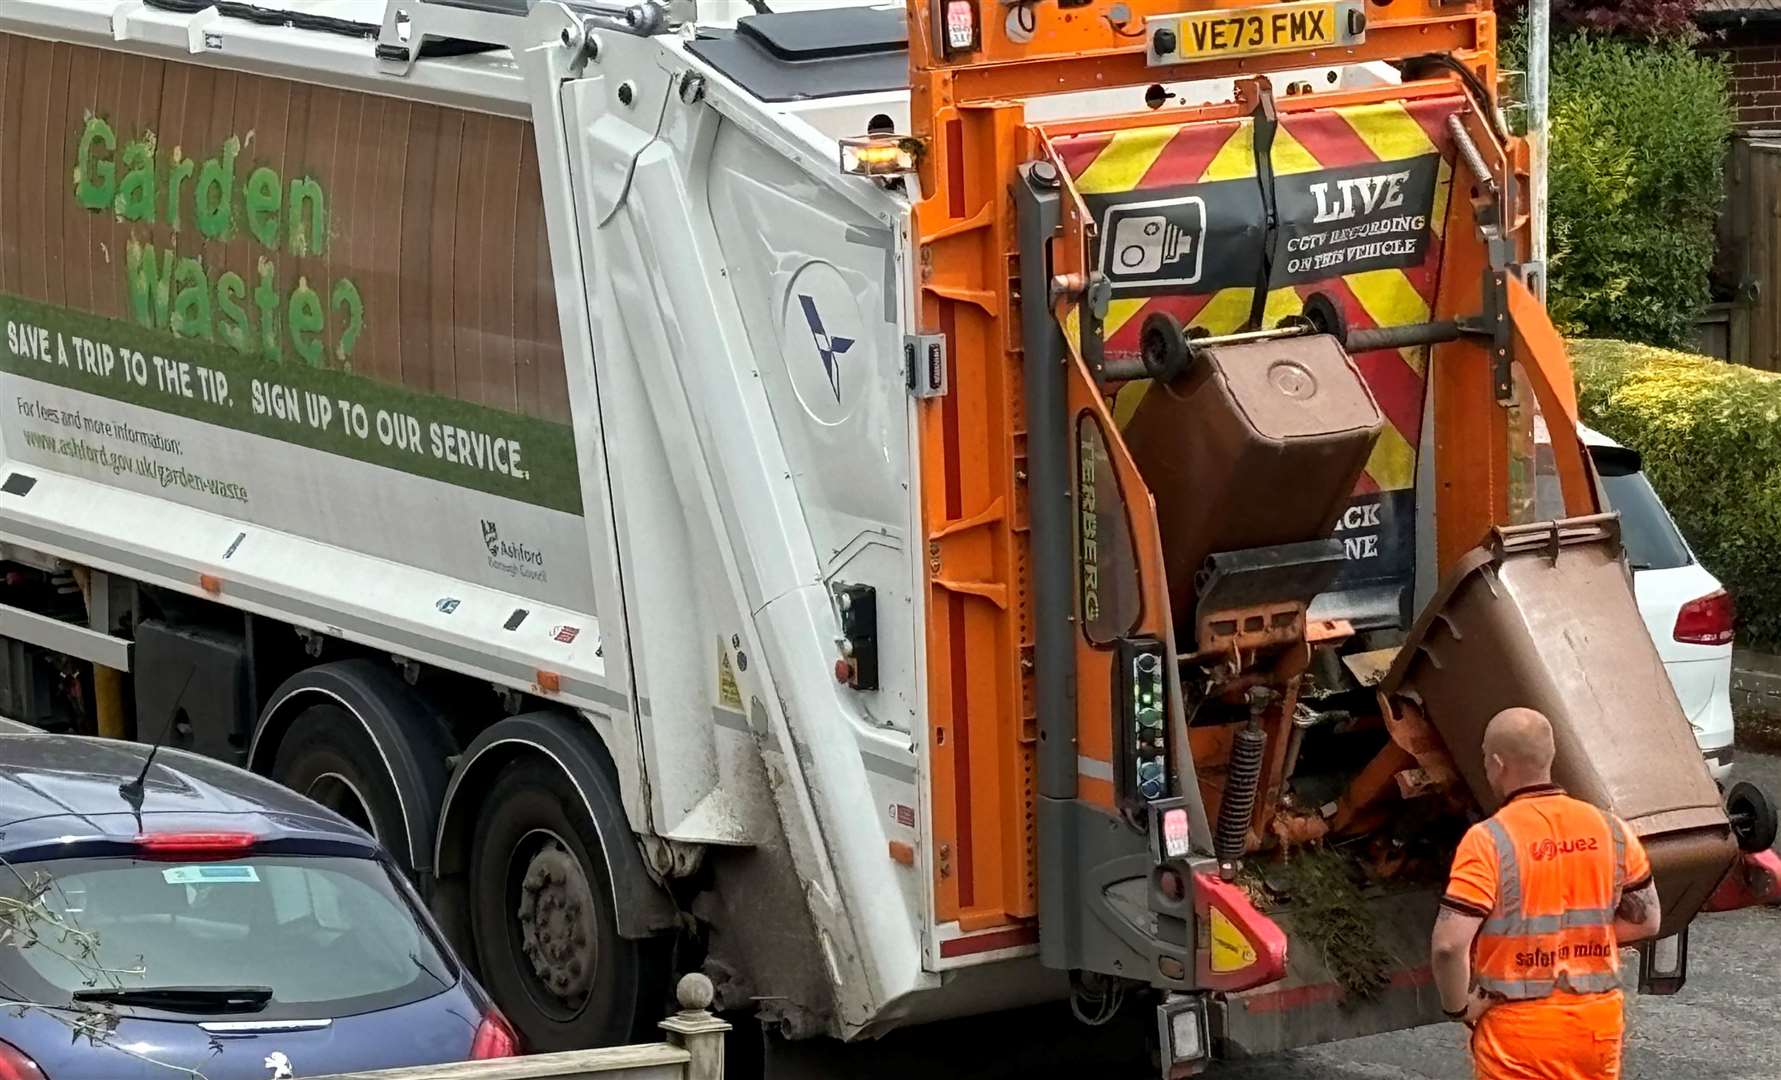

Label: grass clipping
[1272,847,1392,1001]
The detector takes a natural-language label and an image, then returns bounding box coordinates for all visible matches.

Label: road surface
[1216,750,1781,1080]
[768,753,1781,1080]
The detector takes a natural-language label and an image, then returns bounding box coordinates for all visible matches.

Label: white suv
[1537,424,1735,781]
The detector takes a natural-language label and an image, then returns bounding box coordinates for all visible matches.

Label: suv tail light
[471,1010,520,1060]
[135,831,258,859]
[0,1038,46,1080]
[1675,590,1735,646]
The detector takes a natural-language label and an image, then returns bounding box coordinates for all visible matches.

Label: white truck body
[0,0,943,1038]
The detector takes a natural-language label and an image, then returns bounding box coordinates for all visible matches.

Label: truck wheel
[272,703,408,858]
[256,661,455,883]
[1727,780,1778,853]
[468,756,652,1051]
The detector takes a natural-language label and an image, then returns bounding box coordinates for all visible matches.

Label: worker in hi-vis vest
[1431,707,1662,1080]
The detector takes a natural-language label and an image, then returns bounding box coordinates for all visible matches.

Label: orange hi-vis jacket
[1443,784,1653,1000]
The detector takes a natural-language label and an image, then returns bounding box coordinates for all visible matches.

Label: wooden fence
[308,977,728,1080]
[1711,132,1781,369]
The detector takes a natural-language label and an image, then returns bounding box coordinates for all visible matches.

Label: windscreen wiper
[72,985,273,1013]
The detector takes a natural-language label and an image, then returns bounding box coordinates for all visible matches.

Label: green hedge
[1572,339,1781,647]
[1540,35,1731,348]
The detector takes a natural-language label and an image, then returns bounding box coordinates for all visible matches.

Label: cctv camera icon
[1099,196,1206,288]
[1113,214,1190,276]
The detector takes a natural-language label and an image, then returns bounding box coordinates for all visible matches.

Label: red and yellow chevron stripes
[1049,96,1466,496]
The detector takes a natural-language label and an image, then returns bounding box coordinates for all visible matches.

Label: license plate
[1150,1,1361,65]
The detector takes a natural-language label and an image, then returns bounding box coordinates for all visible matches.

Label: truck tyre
[468,756,655,1051]
[1727,780,1778,853]
[272,703,408,855]
[256,660,456,883]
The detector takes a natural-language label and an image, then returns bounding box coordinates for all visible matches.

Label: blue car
[0,723,517,1079]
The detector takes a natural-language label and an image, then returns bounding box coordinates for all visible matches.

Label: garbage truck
[1,0,1776,1075]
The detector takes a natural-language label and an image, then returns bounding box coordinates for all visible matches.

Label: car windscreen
[0,853,456,1020]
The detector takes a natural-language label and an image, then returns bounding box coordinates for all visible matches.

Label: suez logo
[478,519,547,582]
[1529,836,1601,862]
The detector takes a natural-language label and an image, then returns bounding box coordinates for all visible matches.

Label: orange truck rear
[908,0,1779,1071]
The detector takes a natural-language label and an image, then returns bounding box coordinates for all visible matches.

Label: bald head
[1482,707,1556,796]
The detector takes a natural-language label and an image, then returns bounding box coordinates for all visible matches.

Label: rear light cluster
[0,1039,46,1080]
[471,1010,520,1060]
[1675,590,1735,646]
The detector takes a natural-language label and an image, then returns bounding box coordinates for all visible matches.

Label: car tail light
[0,1038,47,1080]
[471,1010,520,1060]
[134,831,258,858]
[1675,590,1735,646]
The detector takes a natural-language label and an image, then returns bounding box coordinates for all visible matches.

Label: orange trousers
[1470,991,1624,1080]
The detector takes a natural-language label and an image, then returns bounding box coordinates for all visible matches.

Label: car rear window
[1598,467,1693,572]
[1533,443,1692,572]
[0,854,455,1020]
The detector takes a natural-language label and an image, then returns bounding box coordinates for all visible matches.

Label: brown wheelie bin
[1122,334,1382,622]
[1384,516,1736,936]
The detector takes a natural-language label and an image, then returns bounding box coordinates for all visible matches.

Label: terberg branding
[797,294,853,404]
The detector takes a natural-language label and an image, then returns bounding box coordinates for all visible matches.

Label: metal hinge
[905,333,948,399]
